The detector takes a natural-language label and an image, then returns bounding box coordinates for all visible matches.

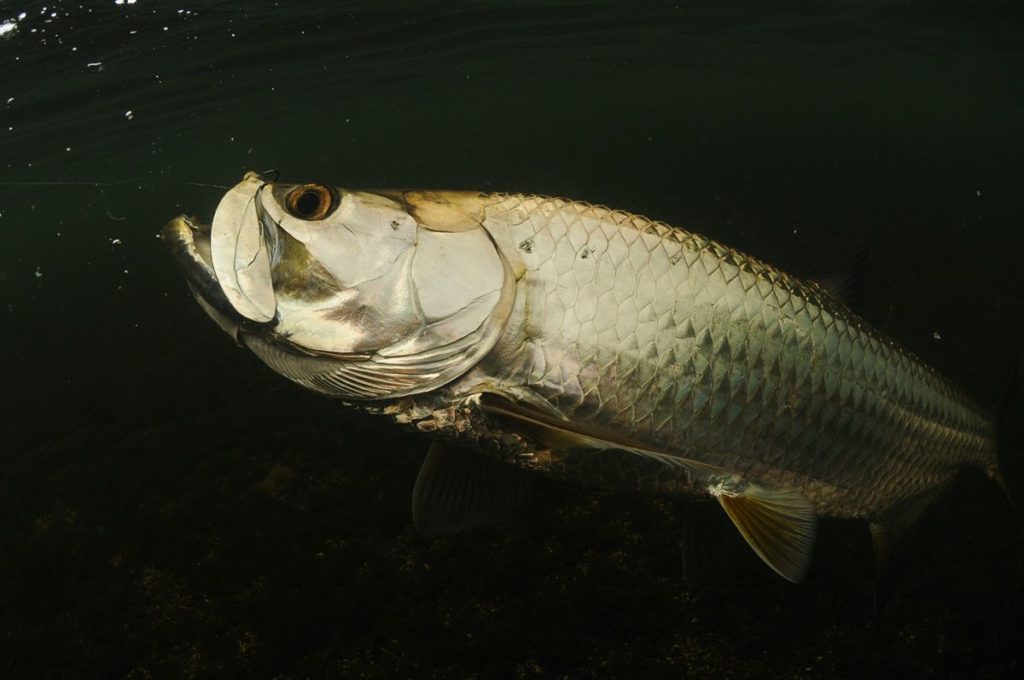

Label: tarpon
[161,171,1005,583]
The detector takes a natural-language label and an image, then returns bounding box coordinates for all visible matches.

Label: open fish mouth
[162,172,287,341]
[161,172,284,338]
[160,214,268,338]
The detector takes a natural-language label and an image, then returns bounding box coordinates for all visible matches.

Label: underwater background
[2,0,1023,677]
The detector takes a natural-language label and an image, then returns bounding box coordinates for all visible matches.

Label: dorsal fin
[812,248,872,310]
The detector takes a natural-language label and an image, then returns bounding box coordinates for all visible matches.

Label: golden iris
[284,184,336,221]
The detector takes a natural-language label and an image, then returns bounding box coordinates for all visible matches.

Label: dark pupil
[295,190,322,217]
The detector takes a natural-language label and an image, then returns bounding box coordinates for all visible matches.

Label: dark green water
[2,1,1023,677]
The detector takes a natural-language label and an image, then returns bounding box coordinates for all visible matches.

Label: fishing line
[0,179,229,189]
[0,170,283,190]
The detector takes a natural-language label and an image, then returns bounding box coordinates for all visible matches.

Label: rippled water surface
[2,1,1023,677]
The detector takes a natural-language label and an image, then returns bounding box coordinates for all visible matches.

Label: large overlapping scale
[476,194,995,517]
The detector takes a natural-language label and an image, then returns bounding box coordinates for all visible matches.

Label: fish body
[162,173,1000,582]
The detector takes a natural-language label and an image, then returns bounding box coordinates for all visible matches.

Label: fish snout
[160,214,263,338]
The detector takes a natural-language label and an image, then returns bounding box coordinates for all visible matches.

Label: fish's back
[479,194,995,517]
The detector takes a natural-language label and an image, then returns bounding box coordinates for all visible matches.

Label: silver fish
[162,171,1003,583]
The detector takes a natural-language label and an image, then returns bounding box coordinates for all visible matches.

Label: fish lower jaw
[162,214,214,265]
[161,214,248,337]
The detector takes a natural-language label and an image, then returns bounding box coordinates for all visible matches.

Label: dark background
[1,1,1023,677]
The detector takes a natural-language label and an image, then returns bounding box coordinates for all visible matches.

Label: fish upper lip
[161,214,262,329]
[190,216,212,236]
[161,215,213,269]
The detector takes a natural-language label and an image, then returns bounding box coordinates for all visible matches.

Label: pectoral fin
[478,393,724,476]
[712,484,817,583]
[411,441,533,536]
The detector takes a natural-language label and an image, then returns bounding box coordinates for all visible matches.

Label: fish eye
[284,183,338,221]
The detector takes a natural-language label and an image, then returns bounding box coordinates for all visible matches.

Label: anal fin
[412,441,533,536]
[479,392,819,583]
[712,483,818,584]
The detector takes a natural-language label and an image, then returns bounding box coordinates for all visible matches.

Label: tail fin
[999,356,1024,409]
[992,356,1023,522]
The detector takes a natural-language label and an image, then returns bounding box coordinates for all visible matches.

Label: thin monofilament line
[0,179,229,189]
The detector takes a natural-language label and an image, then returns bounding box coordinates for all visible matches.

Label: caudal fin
[992,356,1024,523]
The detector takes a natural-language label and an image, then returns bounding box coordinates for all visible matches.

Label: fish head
[161,171,515,399]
